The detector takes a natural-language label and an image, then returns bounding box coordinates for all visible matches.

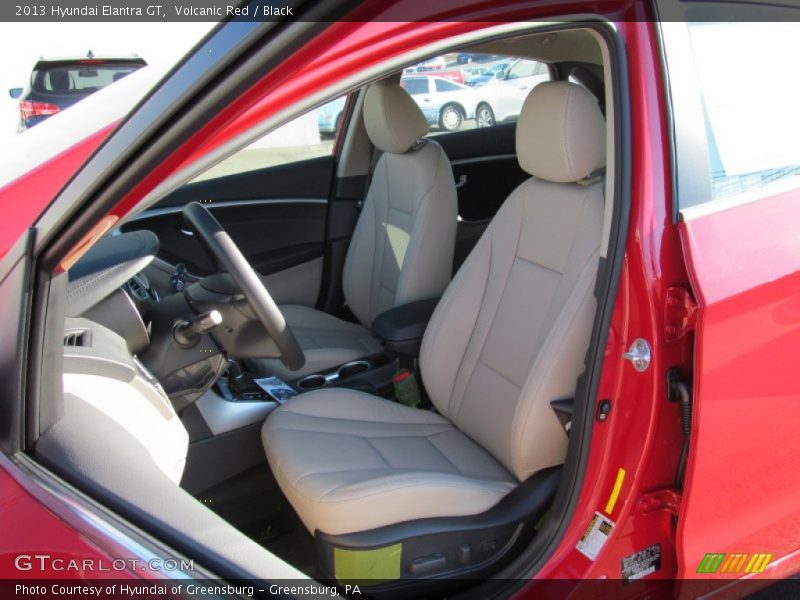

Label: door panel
[122,155,334,307]
[659,17,800,578]
[678,190,800,577]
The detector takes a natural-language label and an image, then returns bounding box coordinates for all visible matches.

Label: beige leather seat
[260,81,458,379]
[262,81,606,536]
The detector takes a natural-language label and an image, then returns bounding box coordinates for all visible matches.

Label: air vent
[126,275,149,301]
[63,329,90,348]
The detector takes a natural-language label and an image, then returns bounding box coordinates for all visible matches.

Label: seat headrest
[363,81,429,154]
[49,70,71,92]
[516,81,606,183]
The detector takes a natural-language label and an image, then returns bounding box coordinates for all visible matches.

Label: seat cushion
[262,389,517,535]
[255,305,383,380]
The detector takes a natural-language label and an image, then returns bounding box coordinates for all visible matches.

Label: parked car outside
[474,58,550,126]
[465,60,513,87]
[400,75,478,131]
[317,96,346,135]
[418,69,464,84]
[415,55,447,71]
[9,53,147,131]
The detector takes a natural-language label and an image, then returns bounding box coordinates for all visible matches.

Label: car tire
[439,104,463,132]
[476,103,495,128]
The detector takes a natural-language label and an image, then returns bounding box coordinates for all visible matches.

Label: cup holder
[337,360,370,380]
[297,374,327,390]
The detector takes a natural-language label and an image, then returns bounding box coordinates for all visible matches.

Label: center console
[190,298,440,441]
[217,350,399,404]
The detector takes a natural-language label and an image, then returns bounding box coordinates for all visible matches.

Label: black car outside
[9,55,147,130]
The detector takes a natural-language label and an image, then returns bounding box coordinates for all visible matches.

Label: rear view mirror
[9,87,22,99]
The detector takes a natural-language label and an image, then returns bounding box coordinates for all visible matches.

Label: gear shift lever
[226,358,249,396]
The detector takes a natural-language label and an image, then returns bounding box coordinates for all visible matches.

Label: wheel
[476,103,495,128]
[182,202,305,371]
[439,104,463,131]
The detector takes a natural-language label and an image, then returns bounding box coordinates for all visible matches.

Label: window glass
[400,78,429,95]
[193,95,347,182]
[687,22,800,203]
[435,79,462,92]
[401,53,550,134]
[32,62,143,94]
[507,60,541,79]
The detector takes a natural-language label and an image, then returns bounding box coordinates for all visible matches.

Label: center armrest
[372,297,440,357]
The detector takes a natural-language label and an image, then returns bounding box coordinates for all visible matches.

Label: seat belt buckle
[393,369,420,407]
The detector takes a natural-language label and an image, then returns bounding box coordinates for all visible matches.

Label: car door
[661,19,800,579]
[122,97,349,306]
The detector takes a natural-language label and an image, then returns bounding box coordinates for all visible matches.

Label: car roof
[34,56,147,67]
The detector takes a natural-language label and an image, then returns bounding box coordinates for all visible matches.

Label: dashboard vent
[63,329,90,348]
[126,274,150,301]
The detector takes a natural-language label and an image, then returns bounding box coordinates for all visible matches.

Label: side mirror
[495,71,505,80]
[9,88,22,99]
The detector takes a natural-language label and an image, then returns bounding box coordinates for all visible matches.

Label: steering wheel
[182,201,305,371]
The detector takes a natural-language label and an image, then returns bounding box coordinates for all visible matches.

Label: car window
[32,62,144,94]
[192,94,348,182]
[507,60,543,79]
[401,53,551,135]
[434,79,462,92]
[684,22,800,206]
[400,78,429,95]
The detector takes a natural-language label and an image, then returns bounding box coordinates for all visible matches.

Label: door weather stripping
[622,338,652,372]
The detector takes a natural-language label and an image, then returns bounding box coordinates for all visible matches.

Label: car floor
[247,506,321,579]
[194,464,321,578]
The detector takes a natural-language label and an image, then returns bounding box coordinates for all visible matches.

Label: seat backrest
[420,81,606,481]
[343,81,458,327]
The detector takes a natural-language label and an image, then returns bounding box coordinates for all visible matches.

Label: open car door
[661,19,800,580]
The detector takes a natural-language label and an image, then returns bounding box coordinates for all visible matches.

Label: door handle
[178,227,195,237]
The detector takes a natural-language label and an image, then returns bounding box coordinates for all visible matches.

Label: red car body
[1,1,799,596]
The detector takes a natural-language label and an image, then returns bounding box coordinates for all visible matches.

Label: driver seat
[258,80,458,379]
[262,81,606,569]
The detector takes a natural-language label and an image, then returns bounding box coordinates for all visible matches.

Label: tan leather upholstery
[263,82,605,534]
[258,305,382,380]
[516,80,606,183]
[263,389,516,535]
[258,82,457,378]
[362,80,430,154]
[342,139,457,326]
